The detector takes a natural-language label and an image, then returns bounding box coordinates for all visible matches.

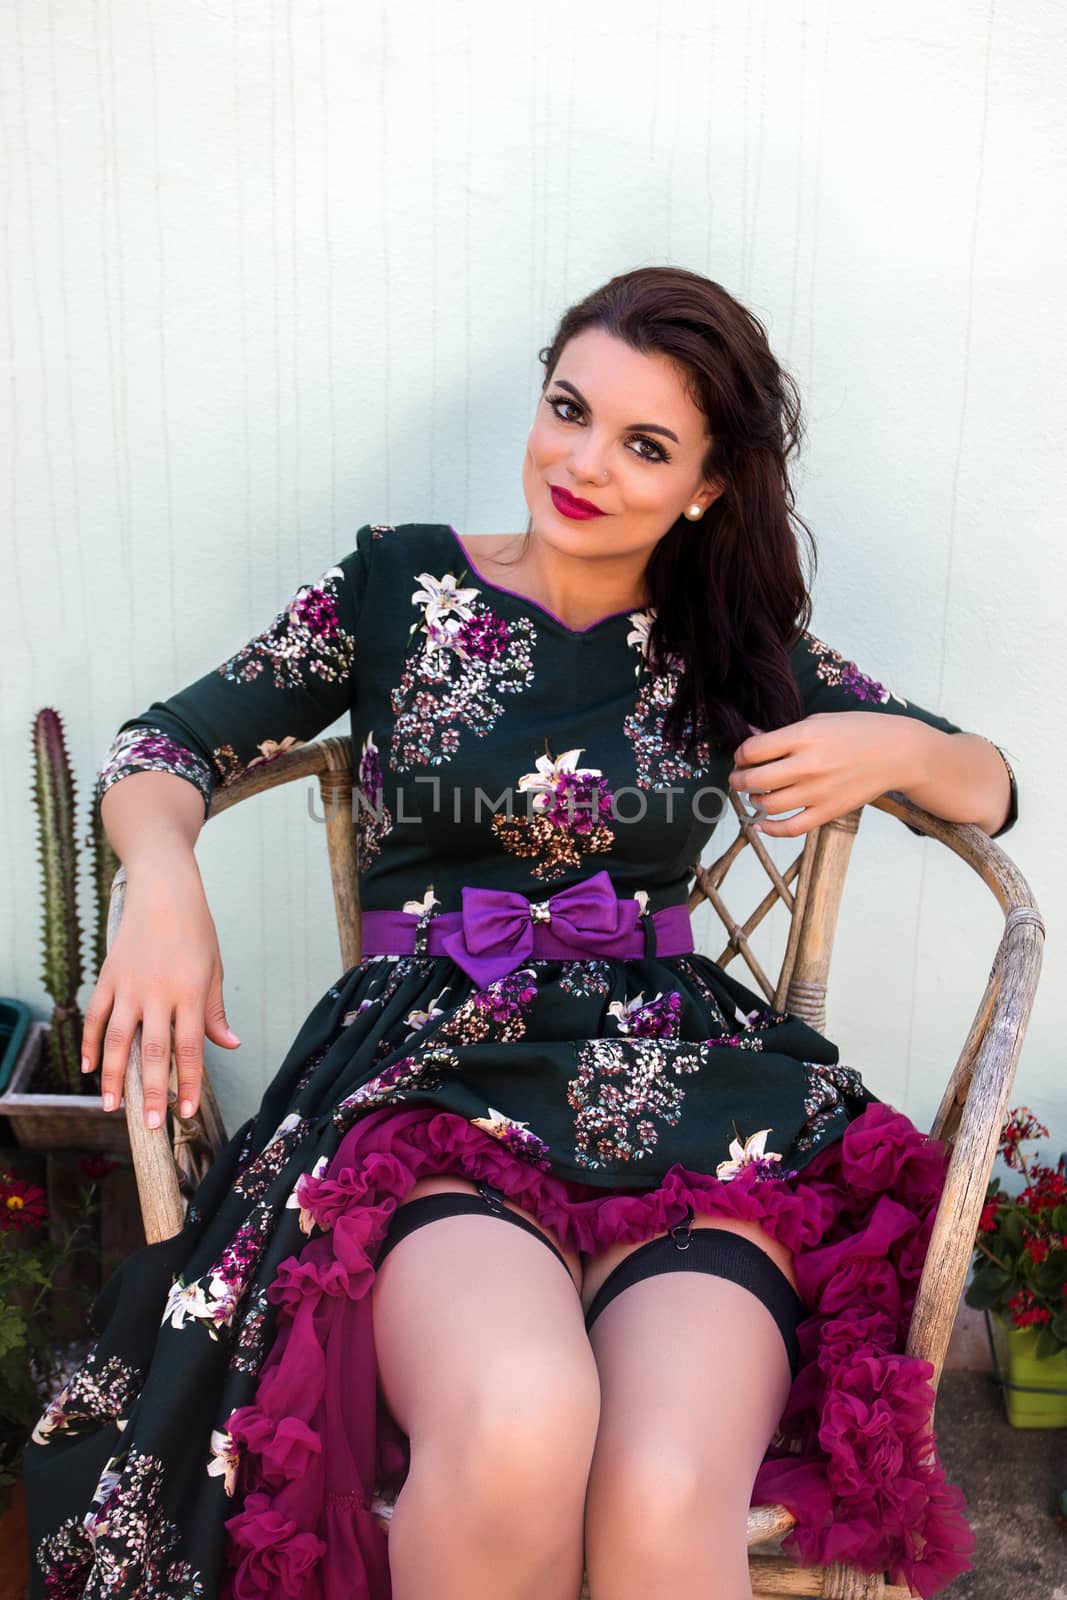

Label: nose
[567,435,609,486]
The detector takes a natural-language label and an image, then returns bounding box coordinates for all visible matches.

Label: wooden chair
[107,735,1045,1600]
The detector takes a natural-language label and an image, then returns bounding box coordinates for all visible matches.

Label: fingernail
[102,1093,115,1112]
[81,1055,91,1074]
[179,1099,194,1119]
[146,1109,161,1130]
[225,1029,241,1045]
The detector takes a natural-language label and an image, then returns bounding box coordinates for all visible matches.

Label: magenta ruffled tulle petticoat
[219,1100,974,1599]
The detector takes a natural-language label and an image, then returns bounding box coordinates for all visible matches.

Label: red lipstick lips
[549,485,607,520]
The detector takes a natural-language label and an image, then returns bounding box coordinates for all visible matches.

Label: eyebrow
[551,380,681,444]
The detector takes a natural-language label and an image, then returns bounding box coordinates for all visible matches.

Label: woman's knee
[586,1434,751,1553]
[467,1343,601,1459]
[594,1429,748,1508]
[414,1354,601,1528]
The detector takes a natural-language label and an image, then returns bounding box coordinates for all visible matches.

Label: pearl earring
[685,503,704,520]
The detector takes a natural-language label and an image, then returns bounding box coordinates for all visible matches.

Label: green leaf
[1032,1325,1064,1362]
[1051,1204,1067,1232]
[1051,1310,1067,1346]
[964,1267,1011,1310]
[1000,1210,1026,1246]
[0,1306,27,1362]
[1035,1258,1063,1295]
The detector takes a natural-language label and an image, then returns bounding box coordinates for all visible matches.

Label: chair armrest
[871,792,1045,1389]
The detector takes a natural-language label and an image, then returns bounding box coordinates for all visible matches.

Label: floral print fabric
[29,522,1019,1599]
[388,567,538,769]
[24,945,973,1599]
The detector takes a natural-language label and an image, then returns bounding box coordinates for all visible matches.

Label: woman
[23,266,1016,1600]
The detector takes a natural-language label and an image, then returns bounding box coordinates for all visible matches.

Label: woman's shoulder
[347,520,447,584]
[361,520,469,561]
[365,524,532,593]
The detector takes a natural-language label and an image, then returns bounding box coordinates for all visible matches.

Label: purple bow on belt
[440,869,643,987]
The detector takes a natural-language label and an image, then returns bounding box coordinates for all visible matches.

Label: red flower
[1024,1236,1050,1265]
[977,1196,1003,1234]
[1001,1108,1050,1145]
[998,1107,1050,1170]
[0,1173,49,1232]
[1007,1288,1053,1328]
[1022,1162,1067,1212]
[79,1154,120,1181]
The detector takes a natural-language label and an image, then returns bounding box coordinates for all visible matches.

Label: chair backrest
[688,789,861,1034]
[114,734,1044,1389]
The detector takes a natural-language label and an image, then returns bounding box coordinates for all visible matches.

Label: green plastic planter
[1002,1321,1067,1429]
[0,998,32,1096]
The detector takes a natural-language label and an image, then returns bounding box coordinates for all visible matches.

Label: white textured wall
[2,0,1062,1142]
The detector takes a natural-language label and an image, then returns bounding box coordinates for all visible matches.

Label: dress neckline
[443,524,650,637]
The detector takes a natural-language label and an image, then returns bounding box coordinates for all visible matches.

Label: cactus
[88,793,120,979]
[32,708,85,1093]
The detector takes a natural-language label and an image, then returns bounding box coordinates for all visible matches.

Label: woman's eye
[631,436,670,463]
[545,396,670,463]
[548,396,581,423]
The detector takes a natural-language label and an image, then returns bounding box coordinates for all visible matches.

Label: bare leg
[372,1193,600,1600]
[583,1271,794,1600]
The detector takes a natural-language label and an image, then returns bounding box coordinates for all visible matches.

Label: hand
[80,859,242,1129]
[728,712,933,837]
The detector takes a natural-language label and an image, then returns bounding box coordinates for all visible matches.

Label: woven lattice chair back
[688,787,860,1034]
[106,736,1044,1600]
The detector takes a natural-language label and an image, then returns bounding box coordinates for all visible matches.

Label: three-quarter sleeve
[788,629,1019,839]
[96,523,378,820]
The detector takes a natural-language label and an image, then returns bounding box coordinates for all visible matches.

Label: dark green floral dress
[23,522,1018,1600]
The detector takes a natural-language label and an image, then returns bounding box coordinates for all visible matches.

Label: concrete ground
[935,1370,1066,1599]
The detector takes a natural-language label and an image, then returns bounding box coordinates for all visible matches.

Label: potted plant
[965,1106,1067,1428]
[0,1155,107,1589]
[0,709,125,1152]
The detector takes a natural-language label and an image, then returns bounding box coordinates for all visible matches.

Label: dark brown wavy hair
[516,266,816,757]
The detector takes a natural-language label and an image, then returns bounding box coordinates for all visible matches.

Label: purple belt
[359,869,694,987]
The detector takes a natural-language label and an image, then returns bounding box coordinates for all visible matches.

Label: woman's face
[522,326,722,563]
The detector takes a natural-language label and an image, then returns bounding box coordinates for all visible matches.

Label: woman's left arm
[891,725,1014,836]
[729,630,1018,840]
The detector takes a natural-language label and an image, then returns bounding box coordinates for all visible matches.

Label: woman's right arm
[85,772,238,1128]
[83,525,379,1128]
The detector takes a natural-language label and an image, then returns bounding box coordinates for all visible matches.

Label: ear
[700,477,725,511]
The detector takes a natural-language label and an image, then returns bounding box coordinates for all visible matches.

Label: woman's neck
[459,531,651,629]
